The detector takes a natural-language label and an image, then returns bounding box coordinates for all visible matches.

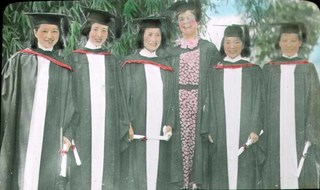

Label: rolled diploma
[238,139,253,156]
[72,140,82,166]
[297,141,311,177]
[133,126,172,141]
[238,130,264,156]
[60,144,68,177]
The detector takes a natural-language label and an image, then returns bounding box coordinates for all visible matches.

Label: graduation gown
[120,52,174,190]
[203,60,265,189]
[165,39,221,189]
[0,48,73,190]
[262,56,320,189]
[68,48,124,190]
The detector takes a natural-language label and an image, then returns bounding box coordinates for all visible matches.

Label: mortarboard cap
[279,22,307,42]
[271,22,307,42]
[82,7,115,26]
[220,24,251,57]
[25,12,67,27]
[134,15,169,49]
[224,25,245,37]
[134,15,167,28]
[80,7,122,39]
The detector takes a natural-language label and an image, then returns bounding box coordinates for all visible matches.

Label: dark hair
[30,24,65,49]
[168,0,201,23]
[80,20,117,42]
[176,3,201,22]
[220,25,251,57]
[275,23,307,49]
[136,25,167,49]
[80,20,93,39]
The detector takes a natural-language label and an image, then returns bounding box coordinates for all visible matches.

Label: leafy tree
[2,0,216,67]
[238,0,320,64]
[4,0,318,67]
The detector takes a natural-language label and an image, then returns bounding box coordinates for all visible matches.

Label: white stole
[23,56,50,190]
[87,53,106,190]
[140,48,163,190]
[224,66,242,189]
[280,64,298,188]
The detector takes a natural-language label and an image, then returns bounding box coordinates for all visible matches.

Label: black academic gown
[68,48,124,190]
[262,56,320,189]
[0,48,73,190]
[164,39,221,189]
[120,52,174,190]
[203,60,266,189]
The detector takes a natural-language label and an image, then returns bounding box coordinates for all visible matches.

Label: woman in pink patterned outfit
[164,1,221,189]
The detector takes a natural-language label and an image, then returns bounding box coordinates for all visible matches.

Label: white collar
[224,55,248,63]
[282,53,298,59]
[85,40,101,49]
[139,48,157,58]
[37,43,53,51]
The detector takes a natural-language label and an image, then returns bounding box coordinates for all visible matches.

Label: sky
[204,0,242,48]
[204,0,320,74]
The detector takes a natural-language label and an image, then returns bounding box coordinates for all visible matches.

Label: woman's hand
[128,123,134,142]
[208,134,214,143]
[164,125,172,135]
[249,132,259,144]
[63,136,72,150]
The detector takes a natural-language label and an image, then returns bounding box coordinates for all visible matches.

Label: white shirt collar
[224,55,248,63]
[85,40,101,49]
[282,53,298,59]
[139,48,157,58]
[37,43,53,51]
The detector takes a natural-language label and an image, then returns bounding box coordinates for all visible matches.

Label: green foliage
[2,0,216,65]
[238,0,320,65]
[3,0,319,67]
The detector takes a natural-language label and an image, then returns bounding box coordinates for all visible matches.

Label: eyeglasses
[178,15,196,23]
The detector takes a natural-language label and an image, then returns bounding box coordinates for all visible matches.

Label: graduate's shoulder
[123,53,140,61]
[199,38,219,51]
[1,49,36,76]
[123,53,164,65]
[247,62,263,70]
[3,49,36,67]
[10,48,37,59]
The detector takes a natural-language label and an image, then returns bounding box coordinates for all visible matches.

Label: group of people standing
[1,1,320,190]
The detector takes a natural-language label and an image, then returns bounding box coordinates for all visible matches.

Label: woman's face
[223,36,243,59]
[279,33,301,57]
[143,28,161,52]
[88,23,109,47]
[177,10,198,39]
[34,24,59,49]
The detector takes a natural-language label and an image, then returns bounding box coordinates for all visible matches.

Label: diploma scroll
[133,126,172,141]
[71,140,82,166]
[297,141,312,177]
[59,144,68,177]
[238,130,264,156]
[133,134,171,141]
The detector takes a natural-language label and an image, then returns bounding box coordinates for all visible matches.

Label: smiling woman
[164,1,222,189]
[205,0,320,73]
[88,23,109,47]
[34,24,60,49]
[120,15,175,190]
[262,22,320,189]
[143,28,161,52]
[0,12,73,190]
[67,7,124,190]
